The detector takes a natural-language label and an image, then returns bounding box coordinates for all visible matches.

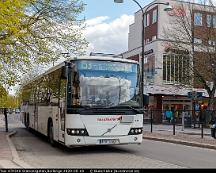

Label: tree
[0,85,7,98]
[0,0,88,89]
[163,0,216,120]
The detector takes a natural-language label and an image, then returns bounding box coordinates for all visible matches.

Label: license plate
[98,139,119,144]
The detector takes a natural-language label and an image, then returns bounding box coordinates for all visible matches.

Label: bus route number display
[78,61,136,72]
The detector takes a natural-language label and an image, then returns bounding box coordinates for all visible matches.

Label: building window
[152,35,156,41]
[194,13,202,26]
[145,13,150,27]
[163,54,191,85]
[193,38,202,44]
[207,15,212,27]
[213,16,216,28]
[152,9,157,24]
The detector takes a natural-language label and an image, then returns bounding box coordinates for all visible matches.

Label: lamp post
[114,0,172,107]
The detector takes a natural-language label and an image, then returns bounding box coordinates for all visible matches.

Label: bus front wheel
[48,122,56,147]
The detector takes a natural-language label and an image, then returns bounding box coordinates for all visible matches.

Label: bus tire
[48,122,56,147]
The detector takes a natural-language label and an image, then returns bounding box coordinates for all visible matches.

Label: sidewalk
[1,114,216,168]
[0,114,32,168]
[143,124,216,150]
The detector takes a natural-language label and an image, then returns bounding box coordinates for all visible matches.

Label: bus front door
[58,99,65,143]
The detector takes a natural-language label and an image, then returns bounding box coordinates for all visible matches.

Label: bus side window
[72,72,80,106]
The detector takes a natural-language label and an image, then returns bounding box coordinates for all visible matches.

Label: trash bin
[184,116,192,127]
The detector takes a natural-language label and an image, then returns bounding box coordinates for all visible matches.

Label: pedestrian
[193,102,201,128]
[165,108,173,123]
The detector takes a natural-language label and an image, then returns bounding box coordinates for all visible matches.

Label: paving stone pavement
[1,113,216,168]
[0,114,24,168]
[143,124,216,150]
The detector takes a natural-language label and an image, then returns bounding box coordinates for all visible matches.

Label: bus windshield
[72,60,140,108]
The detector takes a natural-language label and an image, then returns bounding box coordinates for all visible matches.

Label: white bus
[20,55,143,147]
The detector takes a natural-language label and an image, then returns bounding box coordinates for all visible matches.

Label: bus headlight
[67,128,89,136]
[128,128,143,135]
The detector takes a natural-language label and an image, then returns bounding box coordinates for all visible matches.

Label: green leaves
[0,0,88,90]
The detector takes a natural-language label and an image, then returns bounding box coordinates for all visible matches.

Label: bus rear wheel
[48,123,56,147]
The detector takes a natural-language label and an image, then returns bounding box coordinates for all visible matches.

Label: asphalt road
[10,126,216,168]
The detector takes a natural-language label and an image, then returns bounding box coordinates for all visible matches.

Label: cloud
[85,16,110,26]
[83,14,134,55]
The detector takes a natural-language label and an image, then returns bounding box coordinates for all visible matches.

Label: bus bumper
[64,134,143,147]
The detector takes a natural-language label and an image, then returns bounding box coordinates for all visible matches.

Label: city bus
[20,55,143,147]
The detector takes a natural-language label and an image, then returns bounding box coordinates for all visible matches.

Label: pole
[4,108,8,132]
[114,0,172,108]
[173,117,175,135]
[139,1,171,108]
[201,122,203,138]
[182,111,184,131]
[150,110,153,133]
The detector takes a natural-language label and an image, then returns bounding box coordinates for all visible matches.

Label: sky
[82,0,152,55]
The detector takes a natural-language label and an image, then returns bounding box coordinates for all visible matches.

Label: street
[2,113,216,168]
[11,127,182,168]
[10,126,216,168]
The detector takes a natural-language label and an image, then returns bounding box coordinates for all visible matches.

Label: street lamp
[114,0,173,107]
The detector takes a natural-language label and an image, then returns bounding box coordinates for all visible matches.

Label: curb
[143,136,216,150]
[6,131,32,168]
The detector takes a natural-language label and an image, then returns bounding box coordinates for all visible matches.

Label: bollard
[201,122,203,138]
[150,110,153,133]
[173,118,175,135]
[182,112,184,131]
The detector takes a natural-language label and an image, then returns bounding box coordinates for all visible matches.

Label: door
[58,79,67,143]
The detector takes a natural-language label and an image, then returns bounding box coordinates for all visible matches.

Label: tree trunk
[207,90,215,124]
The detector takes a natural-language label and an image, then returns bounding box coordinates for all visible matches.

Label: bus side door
[58,78,67,143]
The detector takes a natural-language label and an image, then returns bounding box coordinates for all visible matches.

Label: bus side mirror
[61,64,68,80]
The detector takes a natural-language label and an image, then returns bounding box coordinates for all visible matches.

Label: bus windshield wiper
[105,105,141,113]
[79,106,103,111]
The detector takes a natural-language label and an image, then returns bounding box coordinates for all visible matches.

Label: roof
[68,55,139,64]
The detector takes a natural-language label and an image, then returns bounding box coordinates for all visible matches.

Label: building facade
[123,0,216,122]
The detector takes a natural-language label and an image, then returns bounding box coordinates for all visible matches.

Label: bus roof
[22,55,139,87]
[70,55,139,64]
